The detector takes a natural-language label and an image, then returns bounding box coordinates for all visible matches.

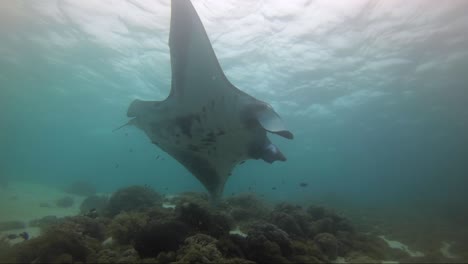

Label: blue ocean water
[1,0,468,217]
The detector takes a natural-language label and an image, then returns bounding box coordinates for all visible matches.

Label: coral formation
[175,234,255,264]
[134,220,190,258]
[29,215,60,229]
[224,193,270,223]
[105,185,162,217]
[2,191,418,264]
[108,212,149,245]
[64,181,97,196]
[10,217,103,263]
[245,222,292,263]
[171,192,212,209]
[176,202,233,238]
[314,232,338,260]
[80,195,109,215]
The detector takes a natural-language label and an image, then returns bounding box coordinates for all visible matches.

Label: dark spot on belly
[202,132,216,143]
[217,129,225,136]
[188,144,200,152]
[175,115,199,139]
[175,133,180,138]
[239,160,245,164]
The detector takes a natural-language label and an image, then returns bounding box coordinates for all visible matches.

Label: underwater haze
[1,0,468,232]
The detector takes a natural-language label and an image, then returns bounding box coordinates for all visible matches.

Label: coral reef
[10,217,103,263]
[2,191,422,264]
[29,215,60,229]
[108,212,149,245]
[55,196,74,208]
[64,180,97,196]
[0,237,14,263]
[105,185,162,217]
[245,222,292,263]
[176,202,233,238]
[175,234,255,264]
[97,247,141,263]
[171,192,212,209]
[80,195,109,215]
[133,220,190,258]
[224,193,270,224]
[314,233,338,261]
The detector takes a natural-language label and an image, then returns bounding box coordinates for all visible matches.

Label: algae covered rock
[0,237,14,263]
[133,220,190,258]
[176,202,233,238]
[245,222,292,263]
[108,212,149,245]
[269,203,312,238]
[174,234,222,263]
[29,215,60,229]
[290,239,326,263]
[41,215,107,241]
[12,218,102,263]
[314,233,338,261]
[170,192,212,211]
[173,234,255,264]
[97,247,141,264]
[80,195,109,215]
[105,185,162,217]
[225,194,270,223]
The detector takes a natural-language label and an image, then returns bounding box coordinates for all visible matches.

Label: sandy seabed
[0,181,86,240]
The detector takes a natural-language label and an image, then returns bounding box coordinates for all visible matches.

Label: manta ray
[123,0,293,200]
